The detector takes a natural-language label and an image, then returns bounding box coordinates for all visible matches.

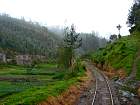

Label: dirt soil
[0,77,37,82]
[38,70,95,105]
[129,50,140,80]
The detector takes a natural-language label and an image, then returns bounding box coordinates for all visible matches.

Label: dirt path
[128,50,140,80]
[75,64,95,105]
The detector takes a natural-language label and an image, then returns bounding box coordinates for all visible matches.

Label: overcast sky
[0,0,133,38]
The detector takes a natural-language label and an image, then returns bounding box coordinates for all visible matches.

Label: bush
[91,35,140,75]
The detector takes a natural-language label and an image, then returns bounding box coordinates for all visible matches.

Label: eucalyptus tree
[127,0,140,33]
[59,25,82,68]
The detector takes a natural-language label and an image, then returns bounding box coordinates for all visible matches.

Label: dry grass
[138,88,140,98]
[95,63,127,79]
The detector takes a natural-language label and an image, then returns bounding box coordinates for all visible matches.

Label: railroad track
[91,67,114,105]
[77,62,116,105]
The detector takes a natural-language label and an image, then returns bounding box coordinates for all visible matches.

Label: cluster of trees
[49,26,107,56]
[0,13,107,64]
[127,0,140,33]
[79,32,106,54]
[0,14,60,58]
[58,25,107,69]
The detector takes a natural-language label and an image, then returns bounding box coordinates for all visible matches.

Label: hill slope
[0,14,60,58]
[91,33,140,80]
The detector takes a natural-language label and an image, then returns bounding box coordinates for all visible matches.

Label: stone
[16,55,32,66]
[0,53,6,63]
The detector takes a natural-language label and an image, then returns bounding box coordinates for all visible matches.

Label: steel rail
[91,77,97,105]
[91,69,114,105]
[101,72,114,105]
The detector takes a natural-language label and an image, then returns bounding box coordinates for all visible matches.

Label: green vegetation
[0,62,85,105]
[91,34,140,75]
[80,32,107,54]
[121,85,137,95]
[58,25,82,68]
[127,0,140,33]
[0,14,60,58]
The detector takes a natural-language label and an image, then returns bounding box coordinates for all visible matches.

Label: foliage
[127,0,140,33]
[91,35,140,75]
[0,62,85,105]
[0,80,74,105]
[57,47,73,68]
[0,14,59,58]
[63,25,82,49]
[50,28,107,55]
[58,25,82,68]
[78,32,107,54]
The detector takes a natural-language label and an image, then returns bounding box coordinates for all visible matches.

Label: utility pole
[116,24,122,38]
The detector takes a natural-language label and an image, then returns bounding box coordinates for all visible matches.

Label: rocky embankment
[94,63,140,105]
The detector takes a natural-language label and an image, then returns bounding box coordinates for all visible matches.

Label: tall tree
[58,25,82,68]
[127,0,140,33]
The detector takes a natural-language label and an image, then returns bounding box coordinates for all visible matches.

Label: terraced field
[0,63,85,105]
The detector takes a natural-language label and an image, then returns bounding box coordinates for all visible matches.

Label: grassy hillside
[0,14,60,58]
[91,32,140,78]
